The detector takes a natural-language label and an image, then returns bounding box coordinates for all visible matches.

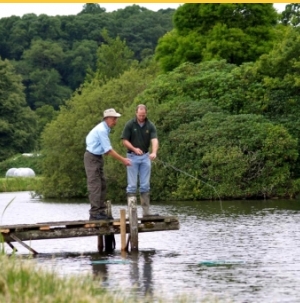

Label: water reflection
[90,250,154,297]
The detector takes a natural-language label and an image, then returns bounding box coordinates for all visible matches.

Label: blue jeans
[126,152,151,194]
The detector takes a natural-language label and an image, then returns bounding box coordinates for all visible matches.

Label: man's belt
[86,150,102,157]
[127,150,148,155]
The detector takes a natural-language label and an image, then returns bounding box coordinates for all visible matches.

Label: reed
[0,177,42,193]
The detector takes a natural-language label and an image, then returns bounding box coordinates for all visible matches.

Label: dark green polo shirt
[121,117,157,153]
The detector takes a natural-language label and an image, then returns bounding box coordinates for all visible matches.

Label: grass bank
[0,253,132,303]
[0,177,42,193]
[0,252,218,303]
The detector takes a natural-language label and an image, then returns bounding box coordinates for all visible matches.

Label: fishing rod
[154,158,222,203]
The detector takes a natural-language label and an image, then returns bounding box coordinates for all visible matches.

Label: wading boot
[140,192,159,217]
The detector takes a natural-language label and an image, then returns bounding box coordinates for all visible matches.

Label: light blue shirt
[86,121,112,155]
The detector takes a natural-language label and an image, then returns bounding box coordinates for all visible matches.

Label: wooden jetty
[0,200,179,254]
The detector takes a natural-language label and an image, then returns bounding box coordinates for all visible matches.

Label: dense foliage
[0,58,37,162]
[155,3,278,72]
[5,3,300,201]
[0,4,174,110]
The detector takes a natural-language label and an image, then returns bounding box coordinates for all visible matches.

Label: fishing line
[154,158,223,205]
[155,158,227,242]
[154,158,245,265]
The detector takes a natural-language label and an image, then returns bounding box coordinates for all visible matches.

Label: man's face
[136,109,147,123]
[106,117,118,128]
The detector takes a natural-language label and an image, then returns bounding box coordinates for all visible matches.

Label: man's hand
[134,147,144,155]
[149,152,157,161]
[123,158,132,166]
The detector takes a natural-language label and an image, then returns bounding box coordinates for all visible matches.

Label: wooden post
[10,234,38,255]
[120,209,126,251]
[127,195,138,251]
[97,236,104,252]
[104,200,115,252]
[106,200,112,217]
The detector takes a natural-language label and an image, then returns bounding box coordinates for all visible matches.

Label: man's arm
[106,149,131,166]
[149,138,158,160]
[122,139,144,155]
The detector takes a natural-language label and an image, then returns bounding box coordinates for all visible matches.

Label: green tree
[280,3,300,26]
[78,3,106,14]
[62,40,98,90]
[14,39,72,109]
[155,3,278,72]
[94,30,137,84]
[111,5,175,60]
[0,58,37,161]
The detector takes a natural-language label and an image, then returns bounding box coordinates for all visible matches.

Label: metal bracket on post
[127,196,138,251]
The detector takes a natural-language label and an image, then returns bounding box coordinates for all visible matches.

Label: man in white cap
[84,108,131,220]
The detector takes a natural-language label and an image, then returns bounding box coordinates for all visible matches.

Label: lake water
[1,191,300,302]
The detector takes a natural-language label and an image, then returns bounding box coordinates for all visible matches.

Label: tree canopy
[0,58,37,161]
[0,4,175,109]
[155,3,278,72]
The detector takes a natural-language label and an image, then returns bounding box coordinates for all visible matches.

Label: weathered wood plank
[0,216,177,230]
[2,221,179,242]
[139,221,180,232]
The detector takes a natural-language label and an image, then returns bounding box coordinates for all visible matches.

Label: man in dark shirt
[121,104,159,217]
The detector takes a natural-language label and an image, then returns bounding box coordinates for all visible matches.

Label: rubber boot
[140,192,158,217]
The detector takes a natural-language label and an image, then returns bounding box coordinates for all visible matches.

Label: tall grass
[0,254,120,303]
[0,177,42,193]
[0,253,222,303]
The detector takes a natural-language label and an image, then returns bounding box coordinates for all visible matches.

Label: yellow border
[0,1,292,3]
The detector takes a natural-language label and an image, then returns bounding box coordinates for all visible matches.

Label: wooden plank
[0,216,174,231]
[139,221,180,232]
[2,220,179,243]
[10,234,38,255]
[140,216,178,222]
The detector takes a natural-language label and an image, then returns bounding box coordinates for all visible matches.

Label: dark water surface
[1,192,300,302]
